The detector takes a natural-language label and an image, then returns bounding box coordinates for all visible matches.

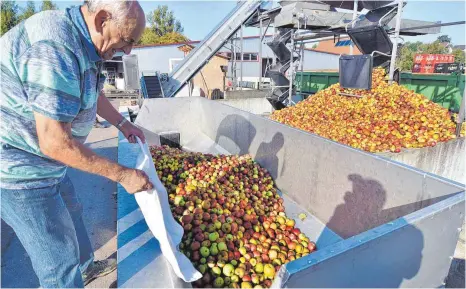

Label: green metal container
[400,73,465,113]
[296,71,339,94]
[295,71,465,113]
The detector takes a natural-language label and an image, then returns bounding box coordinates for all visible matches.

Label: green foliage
[397,41,451,71]
[1,0,19,36]
[138,28,159,45]
[18,1,36,22]
[158,32,188,44]
[452,49,465,65]
[437,34,452,43]
[40,0,57,11]
[147,5,184,37]
[138,28,188,45]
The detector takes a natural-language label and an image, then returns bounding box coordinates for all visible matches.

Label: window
[335,40,353,47]
[231,53,259,62]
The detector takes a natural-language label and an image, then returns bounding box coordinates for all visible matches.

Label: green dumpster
[296,71,339,94]
[295,71,465,113]
[399,73,464,113]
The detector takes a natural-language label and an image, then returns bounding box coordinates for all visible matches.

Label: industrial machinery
[119,2,465,287]
[140,1,442,109]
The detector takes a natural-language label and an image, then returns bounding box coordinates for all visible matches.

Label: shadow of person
[326,174,387,239]
[255,133,285,180]
[319,174,424,287]
[214,114,257,155]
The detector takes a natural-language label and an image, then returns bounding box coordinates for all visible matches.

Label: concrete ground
[1,100,120,288]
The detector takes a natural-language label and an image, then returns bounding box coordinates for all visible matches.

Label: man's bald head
[83,0,146,60]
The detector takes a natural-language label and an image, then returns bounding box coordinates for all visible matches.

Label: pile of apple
[150,145,316,288]
[271,68,460,153]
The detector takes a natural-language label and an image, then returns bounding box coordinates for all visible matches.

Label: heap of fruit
[150,146,316,288]
[271,68,461,153]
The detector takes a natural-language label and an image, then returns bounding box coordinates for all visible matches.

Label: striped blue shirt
[0,6,105,189]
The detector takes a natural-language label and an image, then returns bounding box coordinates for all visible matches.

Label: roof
[454,45,466,50]
[177,44,230,60]
[134,40,201,49]
[133,35,272,49]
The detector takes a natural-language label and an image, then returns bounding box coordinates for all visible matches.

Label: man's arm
[34,112,153,194]
[96,93,145,143]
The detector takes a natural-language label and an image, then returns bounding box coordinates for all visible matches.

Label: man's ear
[94,10,112,34]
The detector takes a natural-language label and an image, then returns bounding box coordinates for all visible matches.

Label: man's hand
[120,121,145,144]
[96,93,146,143]
[34,112,153,192]
[119,169,154,194]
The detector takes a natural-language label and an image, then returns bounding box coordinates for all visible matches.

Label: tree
[1,1,19,36]
[137,28,188,46]
[452,49,465,65]
[397,41,450,71]
[423,41,448,54]
[147,5,184,37]
[158,32,188,44]
[437,34,452,43]
[138,28,159,45]
[18,1,36,22]
[396,41,423,71]
[40,0,57,11]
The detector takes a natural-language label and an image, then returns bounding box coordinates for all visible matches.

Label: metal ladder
[161,0,263,98]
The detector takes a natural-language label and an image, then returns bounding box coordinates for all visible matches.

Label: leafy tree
[18,1,36,22]
[138,29,188,45]
[397,41,451,71]
[138,28,159,45]
[158,32,188,44]
[147,5,184,37]
[1,1,19,36]
[40,0,57,11]
[452,48,465,65]
[437,34,452,43]
[423,41,448,54]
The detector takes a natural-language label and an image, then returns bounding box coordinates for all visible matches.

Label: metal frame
[123,97,465,287]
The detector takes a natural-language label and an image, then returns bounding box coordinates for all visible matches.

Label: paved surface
[1,101,120,288]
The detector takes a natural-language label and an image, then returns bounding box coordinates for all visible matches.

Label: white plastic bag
[134,137,202,283]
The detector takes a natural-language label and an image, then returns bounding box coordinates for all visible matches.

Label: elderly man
[0,0,153,287]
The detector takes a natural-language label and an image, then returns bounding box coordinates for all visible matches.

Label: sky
[17,0,466,45]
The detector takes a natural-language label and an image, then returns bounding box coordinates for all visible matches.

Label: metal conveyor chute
[160,0,263,98]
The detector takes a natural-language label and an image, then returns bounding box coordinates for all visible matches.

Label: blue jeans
[1,175,94,288]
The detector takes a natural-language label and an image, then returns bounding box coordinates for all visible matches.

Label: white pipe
[259,19,263,89]
[350,0,358,55]
[302,35,351,45]
[240,25,243,90]
[389,0,403,84]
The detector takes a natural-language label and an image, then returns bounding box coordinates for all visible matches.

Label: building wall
[314,39,361,55]
[302,50,340,71]
[192,55,229,97]
[131,44,186,75]
[131,36,341,79]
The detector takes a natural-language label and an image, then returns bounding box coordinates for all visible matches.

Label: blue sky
[18,1,466,45]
